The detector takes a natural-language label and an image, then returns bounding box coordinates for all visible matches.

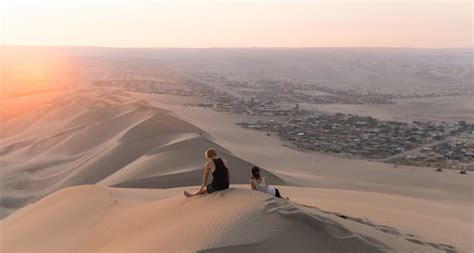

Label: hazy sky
[1,0,472,48]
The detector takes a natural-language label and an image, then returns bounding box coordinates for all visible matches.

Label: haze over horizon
[1,0,472,48]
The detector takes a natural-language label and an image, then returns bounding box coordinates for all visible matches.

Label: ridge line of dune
[3,185,446,253]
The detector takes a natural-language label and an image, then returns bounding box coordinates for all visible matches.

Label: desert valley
[0,46,473,252]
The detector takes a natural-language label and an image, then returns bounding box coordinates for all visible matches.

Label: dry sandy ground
[0,185,453,253]
[0,88,472,252]
[0,88,283,217]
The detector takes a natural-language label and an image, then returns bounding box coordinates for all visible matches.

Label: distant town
[93,70,474,171]
[239,114,474,171]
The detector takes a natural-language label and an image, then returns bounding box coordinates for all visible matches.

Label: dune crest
[1,185,444,253]
[0,89,284,218]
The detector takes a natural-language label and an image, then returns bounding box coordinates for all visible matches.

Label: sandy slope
[132,92,473,252]
[0,88,283,218]
[280,186,470,253]
[0,185,447,253]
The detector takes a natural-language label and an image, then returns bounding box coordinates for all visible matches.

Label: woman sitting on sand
[184,149,230,197]
[250,166,287,199]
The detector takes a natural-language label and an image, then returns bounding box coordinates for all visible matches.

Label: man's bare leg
[184,187,207,197]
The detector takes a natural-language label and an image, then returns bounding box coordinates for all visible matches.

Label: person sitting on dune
[184,149,230,197]
[250,166,288,199]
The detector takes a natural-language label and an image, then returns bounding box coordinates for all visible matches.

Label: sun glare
[0,47,76,119]
[1,49,74,98]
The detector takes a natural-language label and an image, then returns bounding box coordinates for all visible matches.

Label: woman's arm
[223,159,231,179]
[201,162,211,188]
[250,180,257,190]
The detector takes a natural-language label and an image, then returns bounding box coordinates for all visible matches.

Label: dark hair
[251,166,261,179]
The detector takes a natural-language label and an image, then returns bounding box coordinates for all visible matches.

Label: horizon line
[2,44,473,50]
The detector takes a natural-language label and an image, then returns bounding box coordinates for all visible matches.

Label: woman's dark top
[209,158,229,191]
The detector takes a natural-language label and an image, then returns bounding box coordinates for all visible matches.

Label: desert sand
[0,185,452,253]
[302,95,474,123]
[1,87,472,252]
[0,88,282,217]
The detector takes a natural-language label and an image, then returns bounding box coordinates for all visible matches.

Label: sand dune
[0,185,446,253]
[1,87,470,252]
[0,88,283,218]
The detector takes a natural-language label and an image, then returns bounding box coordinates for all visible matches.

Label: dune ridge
[0,88,284,218]
[1,88,468,252]
[1,185,445,253]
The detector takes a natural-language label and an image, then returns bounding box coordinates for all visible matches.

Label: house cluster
[189,78,393,115]
[194,94,312,117]
[237,89,389,105]
[238,114,473,161]
[433,139,474,162]
[244,81,394,105]
[387,136,474,170]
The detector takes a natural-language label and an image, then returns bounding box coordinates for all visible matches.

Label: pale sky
[1,0,472,48]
